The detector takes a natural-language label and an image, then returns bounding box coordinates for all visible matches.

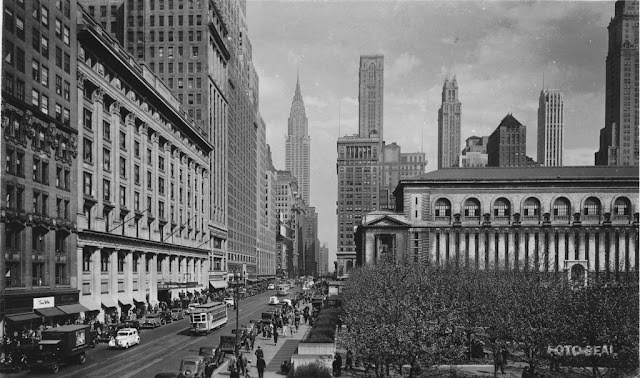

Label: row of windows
[431,196,633,219]
[5,148,72,191]
[4,184,71,220]
[81,249,201,274]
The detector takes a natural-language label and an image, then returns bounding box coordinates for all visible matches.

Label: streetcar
[190,302,228,335]
[276,285,290,296]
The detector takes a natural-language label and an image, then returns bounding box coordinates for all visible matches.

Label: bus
[276,285,289,296]
[190,302,227,335]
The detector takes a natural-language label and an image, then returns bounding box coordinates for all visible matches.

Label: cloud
[304,96,329,110]
[386,52,421,80]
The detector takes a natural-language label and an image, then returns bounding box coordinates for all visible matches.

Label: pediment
[366,215,410,227]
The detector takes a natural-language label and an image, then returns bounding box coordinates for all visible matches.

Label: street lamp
[231,269,244,353]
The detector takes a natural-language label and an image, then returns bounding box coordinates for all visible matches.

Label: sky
[246,0,615,271]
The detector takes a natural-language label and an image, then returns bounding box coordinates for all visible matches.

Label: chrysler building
[285,73,311,204]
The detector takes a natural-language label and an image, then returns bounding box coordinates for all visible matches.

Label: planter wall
[297,342,336,356]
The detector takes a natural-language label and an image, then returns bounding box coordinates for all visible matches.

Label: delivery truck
[28,324,91,373]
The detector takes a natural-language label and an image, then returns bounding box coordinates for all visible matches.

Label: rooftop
[409,166,638,182]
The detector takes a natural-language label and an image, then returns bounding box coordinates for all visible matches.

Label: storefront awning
[101,296,117,308]
[57,304,90,315]
[209,280,227,289]
[132,292,146,303]
[35,307,65,318]
[118,295,133,306]
[5,312,40,322]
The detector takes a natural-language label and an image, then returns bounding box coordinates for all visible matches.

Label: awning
[5,312,40,322]
[101,296,117,308]
[118,295,133,306]
[57,304,90,315]
[132,292,146,303]
[35,307,65,317]
[209,280,227,289]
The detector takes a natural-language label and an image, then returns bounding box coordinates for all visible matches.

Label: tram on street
[276,285,290,296]
[190,302,228,335]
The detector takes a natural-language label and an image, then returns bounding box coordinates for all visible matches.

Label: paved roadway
[0,289,283,378]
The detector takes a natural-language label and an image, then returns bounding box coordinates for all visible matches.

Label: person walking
[273,328,279,345]
[256,356,266,378]
[254,346,264,360]
[345,349,353,370]
[282,323,288,336]
[335,352,342,376]
[228,353,239,378]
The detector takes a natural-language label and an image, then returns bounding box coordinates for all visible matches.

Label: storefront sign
[33,296,55,309]
[547,345,614,357]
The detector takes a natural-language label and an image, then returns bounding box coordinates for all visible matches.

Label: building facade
[285,74,310,204]
[256,116,276,279]
[302,207,318,276]
[595,0,639,166]
[318,243,329,275]
[82,0,231,290]
[355,167,639,281]
[76,10,213,322]
[461,136,488,168]
[487,114,527,167]
[379,143,427,210]
[336,136,382,278]
[537,89,564,166]
[275,170,299,277]
[1,0,82,334]
[358,55,384,140]
[437,77,462,169]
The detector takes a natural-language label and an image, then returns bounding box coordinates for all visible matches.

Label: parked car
[177,356,205,378]
[267,283,275,290]
[268,296,279,305]
[171,308,185,320]
[96,324,121,343]
[281,298,292,306]
[123,319,141,331]
[141,314,163,328]
[108,328,140,349]
[198,346,225,376]
[223,297,234,307]
[159,311,173,324]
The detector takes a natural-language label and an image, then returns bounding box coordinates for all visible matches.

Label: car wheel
[79,353,86,365]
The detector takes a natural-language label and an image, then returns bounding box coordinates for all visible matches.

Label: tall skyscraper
[285,73,311,204]
[487,114,527,167]
[437,77,462,168]
[595,0,639,166]
[379,143,427,210]
[461,136,489,167]
[537,89,564,166]
[358,55,384,139]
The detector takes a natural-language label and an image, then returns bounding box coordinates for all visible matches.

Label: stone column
[448,231,455,264]
[429,231,437,266]
[598,231,607,273]
[587,232,596,269]
[557,232,566,271]
[150,254,158,304]
[110,249,118,296]
[507,231,515,270]
[487,232,495,269]
[618,231,626,271]
[497,232,506,269]
[125,250,133,296]
[567,230,576,261]
[527,233,535,269]
[629,229,637,272]
[366,233,375,265]
[459,232,467,266]
[548,232,556,273]
[468,232,476,267]
[609,230,617,272]
[478,232,486,270]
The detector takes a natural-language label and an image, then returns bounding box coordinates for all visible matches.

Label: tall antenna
[542,72,545,91]
[421,122,424,153]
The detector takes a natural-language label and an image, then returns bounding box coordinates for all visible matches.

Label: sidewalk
[213,310,312,378]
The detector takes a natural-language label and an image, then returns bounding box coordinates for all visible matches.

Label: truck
[218,335,240,354]
[28,325,91,374]
[260,311,275,326]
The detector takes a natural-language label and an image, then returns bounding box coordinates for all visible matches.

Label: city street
[0,289,282,378]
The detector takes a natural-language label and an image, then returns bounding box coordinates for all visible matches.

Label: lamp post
[232,269,243,353]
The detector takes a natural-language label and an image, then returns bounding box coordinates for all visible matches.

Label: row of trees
[338,259,638,377]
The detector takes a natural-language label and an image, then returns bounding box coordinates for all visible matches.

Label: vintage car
[268,296,279,305]
[123,319,141,331]
[198,346,225,376]
[177,356,205,378]
[108,328,140,349]
[141,314,163,328]
[159,311,173,324]
[223,297,234,307]
[28,325,91,374]
[171,308,185,320]
[267,283,275,290]
[95,324,121,343]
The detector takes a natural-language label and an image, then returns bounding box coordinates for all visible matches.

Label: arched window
[583,197,601,216]
[523,197,541,218]
[434,198,451,218]
[553,197,571,219]
[613,197,631,216]
[368,63,375,80]
[493,198,511,218]
[463,198,480,218]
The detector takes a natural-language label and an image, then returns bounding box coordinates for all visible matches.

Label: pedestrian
[262,325,267,338]
[494,347,505,375]
[250,335,255,350]
[335,352,342,376]
[255,346,264,360]
[289,323,295,335]
[282,323,288,336]
[273,328,279,345]
[236,352,246,376]
[228,354,239,378]
[345,349,353,370]
[256,356,266,378]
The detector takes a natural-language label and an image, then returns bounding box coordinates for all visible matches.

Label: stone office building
[76,10,212,322]
[1,0,83,335]
[355,167,639,282]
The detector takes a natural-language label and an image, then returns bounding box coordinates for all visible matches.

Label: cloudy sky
[246,0,614,270]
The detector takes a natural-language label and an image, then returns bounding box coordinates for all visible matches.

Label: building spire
[295,66,301,97]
